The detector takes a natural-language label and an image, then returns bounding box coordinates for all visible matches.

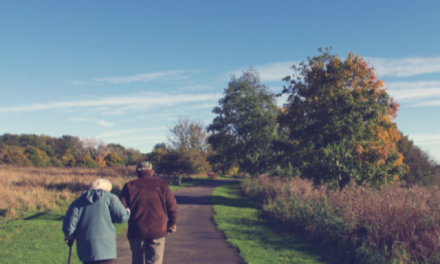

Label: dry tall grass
[242,176,440,263]
[0,165,137,216]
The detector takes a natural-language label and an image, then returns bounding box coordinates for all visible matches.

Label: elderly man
[119,161,177,264]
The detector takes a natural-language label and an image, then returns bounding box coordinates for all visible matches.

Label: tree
[397,133,440,186]
[279,48,407,188]
[163,117,211,175]
[208,69,279,176]
[125,148,143,166]
[168,116,209,152]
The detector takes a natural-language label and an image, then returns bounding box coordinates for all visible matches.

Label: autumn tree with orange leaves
[278,48,408,189]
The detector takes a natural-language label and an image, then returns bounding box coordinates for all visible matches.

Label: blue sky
[1,1,440,159]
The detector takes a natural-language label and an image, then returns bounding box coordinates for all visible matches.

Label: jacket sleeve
[165,184,178,227]
[119,184,129,208]
[109,194,130,224]
[62,200,81,238]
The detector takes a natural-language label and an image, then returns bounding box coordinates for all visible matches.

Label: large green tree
[208,69,278,176]
[279,48,407,188]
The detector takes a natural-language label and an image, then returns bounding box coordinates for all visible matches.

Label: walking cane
[66,240,73,264]
[67,245,72,264]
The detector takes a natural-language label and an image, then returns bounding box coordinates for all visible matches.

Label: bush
[3,152,32,166]
[61,149,75,167]
[104,152,124,166]
[25,146,51,167]
[50,157,63,167]
[241,175,440,263]
[80,155,98,168]
[224,166,239,178]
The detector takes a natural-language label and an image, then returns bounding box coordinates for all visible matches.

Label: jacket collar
[137,170,154,178]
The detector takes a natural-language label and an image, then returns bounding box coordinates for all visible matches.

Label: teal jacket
[62,189,130,262]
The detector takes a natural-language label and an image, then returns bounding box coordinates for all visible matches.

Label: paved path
[115,180,243,264]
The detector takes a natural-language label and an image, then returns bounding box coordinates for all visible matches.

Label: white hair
[89,178,112,192]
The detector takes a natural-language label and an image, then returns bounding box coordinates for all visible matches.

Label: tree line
[0,134,143,168]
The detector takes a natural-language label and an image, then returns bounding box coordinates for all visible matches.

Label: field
[0,165,137,217]
[0,165,211,264]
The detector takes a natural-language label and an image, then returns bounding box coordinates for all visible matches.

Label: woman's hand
[64,236,75,247]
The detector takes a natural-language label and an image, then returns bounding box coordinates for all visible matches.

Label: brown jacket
[119,170,177,239]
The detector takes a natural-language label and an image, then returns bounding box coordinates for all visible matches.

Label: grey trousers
[128,237,166,264]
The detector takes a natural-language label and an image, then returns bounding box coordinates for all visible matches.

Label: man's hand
[167,225,177,234]
[65,236,75,247]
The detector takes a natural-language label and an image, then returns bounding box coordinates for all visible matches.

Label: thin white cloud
[383,81,440,106]
[412,100,440,107]
[97,127,166,139]
[70,117,115,127]
[96,120,114,128]
[71,80,100,86]
[94,70,187,84]
[0,93,222,113]
[386,81,440,101]
[103,135,166,143]
[177,85,216,91]
[71,117,90,122]
[409,134,440,145]
[256,62,298,82]
[366,57,440,77]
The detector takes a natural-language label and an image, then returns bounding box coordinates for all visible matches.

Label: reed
[241,175,440,263]
[0,165,137,216]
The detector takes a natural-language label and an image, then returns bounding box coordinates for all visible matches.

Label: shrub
[50,157,63,167]
[241,176,440,263]
[25,146,51,167]
[2,146,32,167]
[61,149,75,167]
[94,156,107,167]
[224,166,239,178]
[104,152,124,166]
[80,155,98,168]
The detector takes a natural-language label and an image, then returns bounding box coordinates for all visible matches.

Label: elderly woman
[62,179,130,264]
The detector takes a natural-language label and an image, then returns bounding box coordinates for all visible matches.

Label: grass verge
[169,177,212,191]
[0,177,210,264]
[212,181,330,264]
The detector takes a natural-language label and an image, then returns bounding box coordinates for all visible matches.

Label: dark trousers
[83,260,113,264]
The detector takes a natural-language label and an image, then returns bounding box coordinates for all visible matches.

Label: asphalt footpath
[115,180,243,264]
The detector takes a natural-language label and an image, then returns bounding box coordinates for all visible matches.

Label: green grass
[212,181,330,264]
[168,177,212,191]
[0,213,82,264]
[0,177,210,264]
